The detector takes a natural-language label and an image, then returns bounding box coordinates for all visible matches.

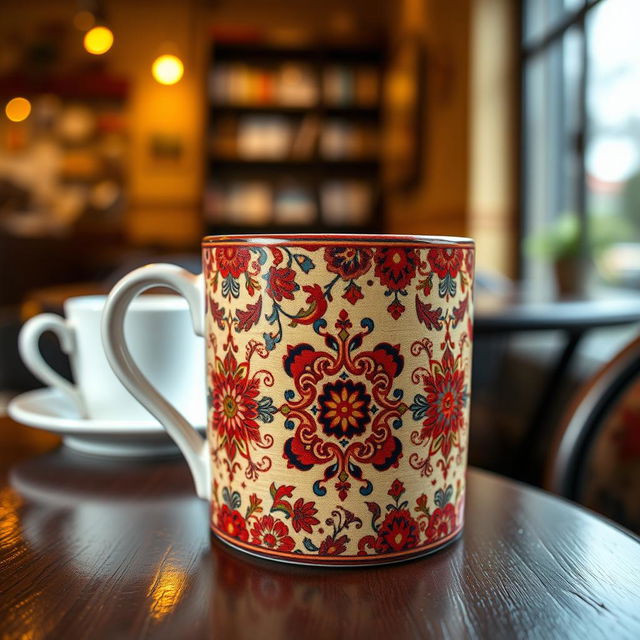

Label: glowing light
[0,487,24,547]
[84,26,114,55]
[152,55,184,85]
[5,97,31,122]
[146,563,187,620]
[73,10,95,31]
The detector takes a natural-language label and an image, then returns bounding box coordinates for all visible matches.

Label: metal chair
[545,334,640,534]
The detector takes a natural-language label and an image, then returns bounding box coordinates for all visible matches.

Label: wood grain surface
[0,418,639,639]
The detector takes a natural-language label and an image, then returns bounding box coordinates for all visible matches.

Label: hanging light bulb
[152,54,184,85]
[5,97,32,122]
[84,25,114,55]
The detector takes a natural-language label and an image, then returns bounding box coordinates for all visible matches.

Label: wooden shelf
[210,104,311,116]
[212,42,385,63]
[324,105,381,118]
[0,73,128,100]
[210,104,381,118]
[208,158,380,175]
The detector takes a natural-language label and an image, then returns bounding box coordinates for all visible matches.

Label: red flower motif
[211,351,261,464]
[415,493,429,514]
[216,247,251,279]
[387,299,405,319]
[318,379,371,439]
[318,534,349,556]
[419,365,467,459]
[324,246,373,280]
[373,248,419,291]
[374,509,420,553]
[217,505,249,542]
[343,281,364,305]
[427,248,463,280]
[250,515,295,551]
[265,266,298,302]
[388,479,405,500]
[425,503,457,543]
[464,248,474,280]
[291,498,320,533]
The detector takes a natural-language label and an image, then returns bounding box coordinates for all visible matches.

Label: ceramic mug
[19,295,206,423]
[102,234,474,566]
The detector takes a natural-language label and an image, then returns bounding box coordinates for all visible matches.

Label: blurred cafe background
[2,0,640,528]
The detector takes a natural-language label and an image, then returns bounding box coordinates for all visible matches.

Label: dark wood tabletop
[1,417,639,639]
[474,291,640,333]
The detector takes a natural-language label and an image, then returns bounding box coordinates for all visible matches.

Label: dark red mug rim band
[211,522,464,566]
[202,233,474,249]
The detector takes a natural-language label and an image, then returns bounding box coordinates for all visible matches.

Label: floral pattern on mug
[204,237,474,564]
[279,309,406,501]
[208,339,276,481]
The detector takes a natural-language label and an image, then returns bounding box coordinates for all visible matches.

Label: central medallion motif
[279,310,408,500]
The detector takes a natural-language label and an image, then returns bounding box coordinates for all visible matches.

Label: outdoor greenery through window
[522,0,640,295]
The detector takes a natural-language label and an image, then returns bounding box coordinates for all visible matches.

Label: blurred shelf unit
[204,41,386,233]
[0,72,128,101]
[0,72,129,229]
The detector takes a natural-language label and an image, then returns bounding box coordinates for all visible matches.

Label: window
[521,0,640,293]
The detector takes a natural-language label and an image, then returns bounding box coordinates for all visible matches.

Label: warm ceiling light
[84,26,114,55]
[152,55,184,85]
[5,97,31,122]
[73,10,95,31]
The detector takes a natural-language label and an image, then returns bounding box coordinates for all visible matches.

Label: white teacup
[19,295,206,423]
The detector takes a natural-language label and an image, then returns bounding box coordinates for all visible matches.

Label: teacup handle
[19,313,87,416]
[101,264,210,500]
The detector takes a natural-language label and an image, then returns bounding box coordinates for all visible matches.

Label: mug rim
[64,294,190,313]
[201,233,474,248]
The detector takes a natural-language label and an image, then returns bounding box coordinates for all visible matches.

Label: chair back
[545,335,640,534]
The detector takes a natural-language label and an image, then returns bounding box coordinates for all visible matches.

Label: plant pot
[554,257,588,298]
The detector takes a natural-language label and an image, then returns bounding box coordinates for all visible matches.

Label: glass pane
[524,0,585,47]
[522,28,583,293]
[587,0,640,286]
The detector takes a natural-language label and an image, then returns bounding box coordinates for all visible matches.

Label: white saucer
[8,388,206,458]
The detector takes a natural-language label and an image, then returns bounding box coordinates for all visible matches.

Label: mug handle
[101,263,210,500]
[19,313,87,416]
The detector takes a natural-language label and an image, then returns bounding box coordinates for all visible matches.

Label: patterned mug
[102,234,474,566]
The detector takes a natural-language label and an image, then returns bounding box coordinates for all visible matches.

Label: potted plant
[524,212,631,297]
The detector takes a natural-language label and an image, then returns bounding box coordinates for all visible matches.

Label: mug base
[211,527,463,568]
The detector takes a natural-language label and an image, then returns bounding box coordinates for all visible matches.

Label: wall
[469,0,518,277]
[385,0,518,278]
[108,0,207,247]
[385,0,472,239]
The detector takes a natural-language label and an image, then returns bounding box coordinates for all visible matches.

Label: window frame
[519,0,606,280]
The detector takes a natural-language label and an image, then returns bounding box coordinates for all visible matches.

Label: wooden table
[474,292,640,481]
[0,418,639,639]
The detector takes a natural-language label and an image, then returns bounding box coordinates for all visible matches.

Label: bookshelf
[204,41,386,233]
